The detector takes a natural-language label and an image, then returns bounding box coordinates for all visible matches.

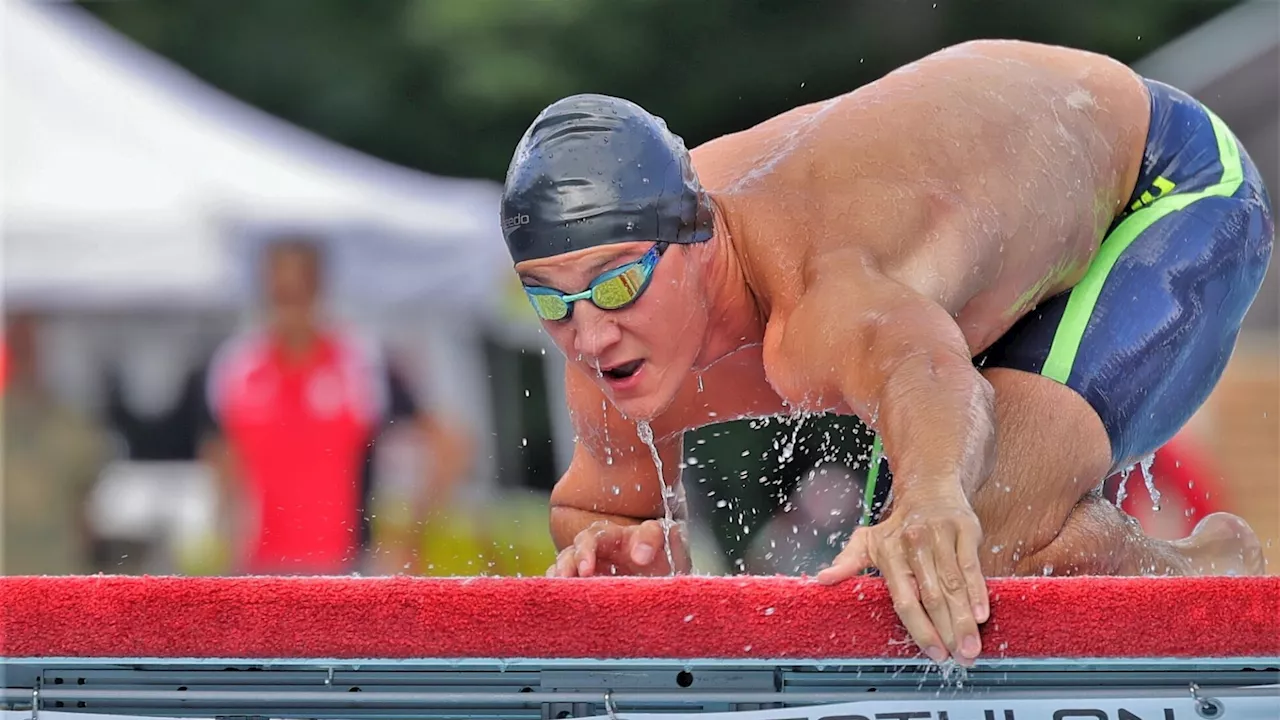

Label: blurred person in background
[198,238,471,576]
[2,311,113,575]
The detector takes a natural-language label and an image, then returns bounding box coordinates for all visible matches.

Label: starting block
[2,575,1276,718]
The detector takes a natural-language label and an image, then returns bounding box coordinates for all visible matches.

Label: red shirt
[206,328,390,574]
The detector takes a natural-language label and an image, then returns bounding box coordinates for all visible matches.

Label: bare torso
[555,40,1149,531]
[662,40,1147,432]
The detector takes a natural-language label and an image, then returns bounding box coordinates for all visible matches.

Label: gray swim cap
[500,93,714,264]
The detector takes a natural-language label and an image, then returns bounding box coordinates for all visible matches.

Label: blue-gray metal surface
[2,657,1277,718]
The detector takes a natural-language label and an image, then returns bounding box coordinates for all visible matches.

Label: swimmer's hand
[548,519,691,577]
[817,491,988,667]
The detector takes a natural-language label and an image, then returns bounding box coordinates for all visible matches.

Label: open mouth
[602,360,644,381]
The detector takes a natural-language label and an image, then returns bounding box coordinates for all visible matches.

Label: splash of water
[602,400,613,466]
[636,420,677,573]
[1138,453,1161,511]
[778,412,810,465]
[931,658,968,689]
[1115,471,1129,507]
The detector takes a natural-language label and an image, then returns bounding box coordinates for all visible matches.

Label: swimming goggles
[523,243,668,321]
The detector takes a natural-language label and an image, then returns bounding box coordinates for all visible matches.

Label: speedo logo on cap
[501,214,530,232]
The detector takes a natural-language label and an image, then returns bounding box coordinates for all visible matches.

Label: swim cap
[500,93,715,264]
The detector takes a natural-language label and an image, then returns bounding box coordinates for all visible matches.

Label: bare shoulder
[814,40,1148,299]
[921,39,1139,78]
[826,39,1148,155]
[911,40,1147,112]
[698,40,1146,165]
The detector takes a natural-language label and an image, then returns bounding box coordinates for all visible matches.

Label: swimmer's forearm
[872,350,998,501]
[551,506,641,549]
[549,504,686,550]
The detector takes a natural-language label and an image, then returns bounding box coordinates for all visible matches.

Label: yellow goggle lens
[592,266,645,309]
[529,294,569,320]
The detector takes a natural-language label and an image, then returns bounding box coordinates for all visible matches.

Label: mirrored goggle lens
[592,264,647,309]
[528,293,569,320]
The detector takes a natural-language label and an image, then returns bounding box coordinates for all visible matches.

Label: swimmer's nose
[572,303,622,360]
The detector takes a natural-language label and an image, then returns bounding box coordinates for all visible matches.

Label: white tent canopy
[2,0,509,313]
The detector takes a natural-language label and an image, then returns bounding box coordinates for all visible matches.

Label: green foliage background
[84,0,1234,182]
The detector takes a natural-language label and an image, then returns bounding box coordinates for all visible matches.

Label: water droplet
[1138,453,1161,511]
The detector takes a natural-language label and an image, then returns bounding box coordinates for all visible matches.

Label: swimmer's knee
[1007,494,1128,576]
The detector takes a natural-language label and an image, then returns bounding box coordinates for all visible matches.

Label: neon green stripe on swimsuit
[1040,109,1244,384]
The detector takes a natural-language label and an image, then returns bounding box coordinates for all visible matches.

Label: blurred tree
[83,0,1237,181]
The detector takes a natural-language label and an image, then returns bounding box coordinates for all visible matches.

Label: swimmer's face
[516,241,709,420]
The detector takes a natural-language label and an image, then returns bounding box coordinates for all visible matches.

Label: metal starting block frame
[2,657,1278,719]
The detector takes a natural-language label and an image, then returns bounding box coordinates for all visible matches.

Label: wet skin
[515,40,1263,666]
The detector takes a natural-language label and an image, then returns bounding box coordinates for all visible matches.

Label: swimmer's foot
[1170,513,1266,576]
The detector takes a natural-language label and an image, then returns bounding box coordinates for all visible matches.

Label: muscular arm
[548,364,686,550]
[776,266,996,502]
[794,267,997,663]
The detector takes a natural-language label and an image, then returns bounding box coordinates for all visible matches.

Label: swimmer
[499,40,1273,665]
